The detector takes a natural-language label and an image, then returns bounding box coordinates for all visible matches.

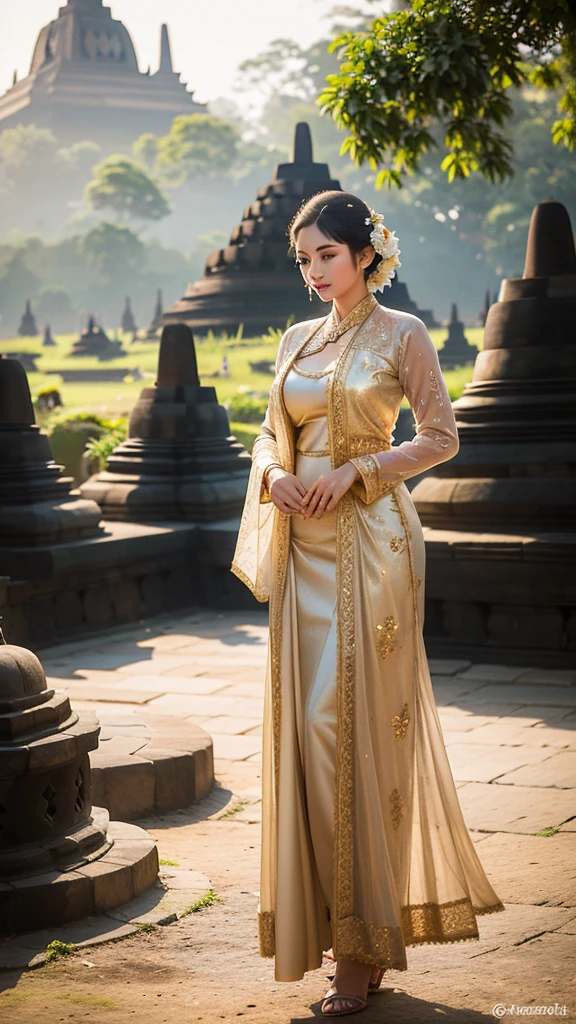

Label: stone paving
[1,609,575,1022]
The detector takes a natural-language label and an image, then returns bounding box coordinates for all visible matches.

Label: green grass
[158,858,180,866]
[2,325,480,439]
[181,888,222,915]
[533,826,560,837]
[56,993,117,1009]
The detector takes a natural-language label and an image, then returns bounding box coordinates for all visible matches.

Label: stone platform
[0,815,158,936]
[0,862,212,971]
[90,710,214,820]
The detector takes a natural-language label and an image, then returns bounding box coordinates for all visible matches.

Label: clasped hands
[266,463,360,519]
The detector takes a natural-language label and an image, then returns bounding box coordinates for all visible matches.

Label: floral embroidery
[389,535,405,553]
[389,788,404,830]
[391,702,410,740]
[375,616,399,659]
[414,576,422,589]
[349,435,390,458]
[429,368,444,407]
[351,454,381,504]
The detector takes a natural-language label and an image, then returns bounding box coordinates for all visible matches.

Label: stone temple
[163,122,437,335]
[0,1,205,149]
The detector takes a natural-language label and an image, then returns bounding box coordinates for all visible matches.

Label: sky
[0,0,339,108]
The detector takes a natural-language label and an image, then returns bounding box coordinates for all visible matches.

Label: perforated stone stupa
[163,122,437,335]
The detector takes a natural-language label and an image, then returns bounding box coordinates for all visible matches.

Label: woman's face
[294,222,374,303]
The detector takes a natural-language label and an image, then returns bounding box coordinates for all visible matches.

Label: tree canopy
[84,156,171,222]
[319,0,576,188]
[134,114,239,186]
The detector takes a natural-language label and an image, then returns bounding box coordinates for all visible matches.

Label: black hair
[288,190,382,282]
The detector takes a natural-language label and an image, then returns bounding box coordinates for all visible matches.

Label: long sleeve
[231,330,296,599]
[351,319,459,503]
[251,326,295,502]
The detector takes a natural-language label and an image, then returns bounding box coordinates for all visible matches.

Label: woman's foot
[323,950,384,994]
[321,959,372,1016]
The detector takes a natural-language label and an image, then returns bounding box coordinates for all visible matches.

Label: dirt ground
[1,760,574,1024]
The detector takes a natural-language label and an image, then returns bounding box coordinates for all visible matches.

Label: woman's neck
[333,283,371,320]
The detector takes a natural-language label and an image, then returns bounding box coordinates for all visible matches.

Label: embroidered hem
[258,898,506,967]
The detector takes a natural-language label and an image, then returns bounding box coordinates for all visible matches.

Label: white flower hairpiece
[364,207,401,292]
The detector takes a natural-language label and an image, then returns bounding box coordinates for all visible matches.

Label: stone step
[0,820,158,935]
[90,711,214,820]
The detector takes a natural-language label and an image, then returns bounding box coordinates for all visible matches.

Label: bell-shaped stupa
[412,200,576,662]
[163,122,437,335]
[80,323,251,521]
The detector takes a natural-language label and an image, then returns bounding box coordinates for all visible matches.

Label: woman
[232,191,504,1017]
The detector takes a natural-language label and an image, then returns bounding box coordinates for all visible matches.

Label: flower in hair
[365,206,401,292]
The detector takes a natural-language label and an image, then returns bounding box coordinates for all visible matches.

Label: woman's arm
[350,319,459,503]
[250,327,306,514]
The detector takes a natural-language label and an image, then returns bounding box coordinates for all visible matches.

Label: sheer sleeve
[251,327,296,502]
[231,329,295,600]
[350,319,459,504]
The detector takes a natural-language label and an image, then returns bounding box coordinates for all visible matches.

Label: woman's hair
[288,190,382,282]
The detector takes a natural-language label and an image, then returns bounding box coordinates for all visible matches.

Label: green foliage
[45,939,75,962]
[134,114,239,186]
[84,419,128,470]
[80,222,145,281]
[226,392,268,423]
[158,858,180,866]
[48,413,107,483]
[320,0,576,187]
[36,285,74,324]
[230,422,261,454]
[0,124,58,191]
[85,155,171,222]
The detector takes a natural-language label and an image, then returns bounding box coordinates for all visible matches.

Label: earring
[306,285,313,302]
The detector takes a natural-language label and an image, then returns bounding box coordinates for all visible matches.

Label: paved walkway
[1,610,575,1022]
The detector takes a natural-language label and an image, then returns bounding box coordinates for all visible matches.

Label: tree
[84,156,170,222]
[80,222,145,282]
[0,124,58,191]
[135,114,240,186]
[319,0,576,188]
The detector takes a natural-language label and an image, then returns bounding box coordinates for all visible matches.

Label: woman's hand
[302,462,360,520]
[267,467,307,515]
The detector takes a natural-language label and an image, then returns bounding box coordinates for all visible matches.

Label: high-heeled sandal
[321,991,367,1016]
[323,951,384,994]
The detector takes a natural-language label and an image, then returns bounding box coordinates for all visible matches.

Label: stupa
[438,303,476,369]
[17,299,38,337]
[0,4,205,150]
[0,357,103,579]
[0,628,158,934]
[70,314,123,358]
[121,295,137,335]
[80,323,251,521]
[43,323,57,347]
[412,200,576,663]
[146,288,164,339]
[478,288,492,325]
[163,122,437,335]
